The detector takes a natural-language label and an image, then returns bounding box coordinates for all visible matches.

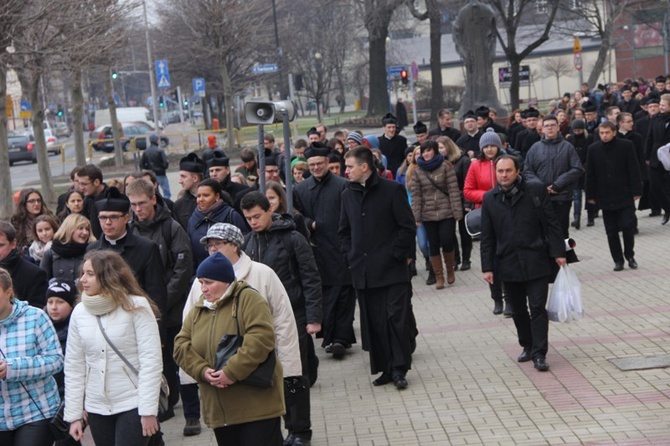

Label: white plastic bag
[547,265,583,323]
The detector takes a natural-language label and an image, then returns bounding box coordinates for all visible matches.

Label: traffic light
[171,91,178,101]
[111,70,118,80]
[158,96,164,108]
[400,69,409,85]
[183,99,189,107]
[57,105,64,117]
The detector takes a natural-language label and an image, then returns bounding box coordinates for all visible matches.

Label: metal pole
[410,75,417,125]
[271,0,286,99]
[258,124,266,193]
[282,109,293,213]
[143,0,160,133]
[177,86,185,124]
[288,74,299,138]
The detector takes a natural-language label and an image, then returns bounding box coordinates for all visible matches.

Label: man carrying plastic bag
[547,265,583,323]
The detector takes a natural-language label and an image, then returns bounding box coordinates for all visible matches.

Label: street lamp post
[143,0,160,132]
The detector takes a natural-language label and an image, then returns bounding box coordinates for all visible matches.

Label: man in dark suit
[428,109,461,141]
[339,147,416,389]
[645,93,670,225]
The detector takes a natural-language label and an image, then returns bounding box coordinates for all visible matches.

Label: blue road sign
[387,65,407,78]
[20,101,30,111]
[193,78,205,97]
[252,64,278,74]
[155,60,171,89]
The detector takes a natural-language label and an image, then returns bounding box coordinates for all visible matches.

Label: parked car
[44,129,61,155]
[91,121,169,153]
[54,122,71,138]
[8,135,36,166]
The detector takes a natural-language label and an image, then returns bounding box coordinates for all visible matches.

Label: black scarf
[501,176,523,207]
[417,153,445,172]
[51,240,89,259]
[0,249,20,272]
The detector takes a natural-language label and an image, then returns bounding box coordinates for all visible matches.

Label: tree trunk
[103,74,123,167]
[0,65,13,219]
[556,74,560,98]
[220,62,236,152]
[509,58,521,110]
[587,37,611,89]
[71,69,86,166]
[27,74,56,204]
[428,0,443,125]
[337,68,346,113]
[367,32,390,116]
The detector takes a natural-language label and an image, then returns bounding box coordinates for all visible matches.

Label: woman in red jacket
[462,129,511,317]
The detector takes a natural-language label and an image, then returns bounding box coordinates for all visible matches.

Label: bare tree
[543,56,573,96]
[487,0,560,110]
[157,0,271,151]
[407,0,445,124]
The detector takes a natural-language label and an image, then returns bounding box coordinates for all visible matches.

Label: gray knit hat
[479,128,502,150]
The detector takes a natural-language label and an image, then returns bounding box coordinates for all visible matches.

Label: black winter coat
[140,142,169,176]
[294,171,350,286]
[645,113,670,169]
[429,126,461,142]
[130,205,193,327]
[379,134,408,176]
[456,131,482,157]
[87,230,167,314]
[585,137,642,210]
[173,192,197,230]
[480,178,565,282]
[0,249,47,307]
[566,132,593,189]
[242,214,322,324]
[618,131,647,181]
[339,171,416,290]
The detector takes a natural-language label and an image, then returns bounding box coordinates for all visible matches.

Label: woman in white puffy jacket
[64,250,162,446]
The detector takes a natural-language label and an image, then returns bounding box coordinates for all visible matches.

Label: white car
[44,129,60,155]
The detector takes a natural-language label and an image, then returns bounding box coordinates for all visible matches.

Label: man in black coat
[294,143,356,358]
[0,221,47,308]
[173,153,205,230]
[140,134,171,200]
[378,113,408,177]
[456,111,483,158]
[207,150,251,213]
[617,85,641,116]
[339,147,416,389]
[475,105,507,137]
[86,187,167,314]
[428,108,461,141]
[77,164,108,239]
[481,155,566,372]
[644,94,670,224]
[586,123,642,271]
[241,192,322,446]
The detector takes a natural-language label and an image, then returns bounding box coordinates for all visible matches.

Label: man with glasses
[126,179,193,421]
[86,187,167,313]
[524,115,585,237]
[77,164,108,238]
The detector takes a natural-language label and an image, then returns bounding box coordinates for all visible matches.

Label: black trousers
[504,277,550,360]
[87,409,148,446]
[453,217,473,264]
[551,200,572,239]
[602,206,636,263]
[357,283,412,376]
[214,417,283,446]
[649,166,670,213]
[0,419,53,446]
[180,383,200,420]
[320,284,356,348]
[283,317,312,440]
[423,218,456,256]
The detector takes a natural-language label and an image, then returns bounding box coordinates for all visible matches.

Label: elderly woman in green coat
[174,252,284,446]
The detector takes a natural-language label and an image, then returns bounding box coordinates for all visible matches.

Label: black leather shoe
[292,436,311,446]
[613,262,624,272]
[649,211,662,217]
[533,357,549,372]
[493,300,503,315]
[662,214,670,225]
[373,373,393,386]
[393,375,408,390]
[460,261,471,271]
[426,270,436,286]
[503,301,513,317]
[517,349,531,363]
[627,258,638,269]
[284,434,295,446]
[587,219,595,227]
[331,342,345,359]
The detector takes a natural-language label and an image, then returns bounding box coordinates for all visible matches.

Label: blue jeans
[416,223,429,259]
[156,175,171,200]
[572,188,583,219]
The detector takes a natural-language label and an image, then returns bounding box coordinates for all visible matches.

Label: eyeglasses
[543,123,558,128]
[26,198,42,204]
[206,240,229,249]
[77,181,92,187]
[98,214,125,222]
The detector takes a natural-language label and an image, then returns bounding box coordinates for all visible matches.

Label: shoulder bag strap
[424,166,453,199]
[96,316,139,376]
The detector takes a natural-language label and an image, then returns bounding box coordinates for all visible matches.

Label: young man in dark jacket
[481,155,566,372]
[586,122,642,271]
[339,147,416,389]
[241,192,322,446]
[140,134,171,199]
[173,153,205,230]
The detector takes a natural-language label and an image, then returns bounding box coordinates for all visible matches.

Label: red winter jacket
[463,158,497,208]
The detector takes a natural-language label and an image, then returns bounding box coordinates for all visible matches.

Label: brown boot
[443,251,456,285]
[430,256,445,289]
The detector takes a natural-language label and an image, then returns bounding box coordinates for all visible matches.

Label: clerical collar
[105,231,127,245]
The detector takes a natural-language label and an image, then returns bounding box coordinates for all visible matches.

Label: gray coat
[523,134,584,202]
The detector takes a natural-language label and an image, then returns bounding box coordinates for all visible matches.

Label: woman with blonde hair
[437,136,473,271]
[40,214,96,282]
[65,250,162,446]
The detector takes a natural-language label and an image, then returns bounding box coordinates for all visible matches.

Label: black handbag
[214,292,276,388]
